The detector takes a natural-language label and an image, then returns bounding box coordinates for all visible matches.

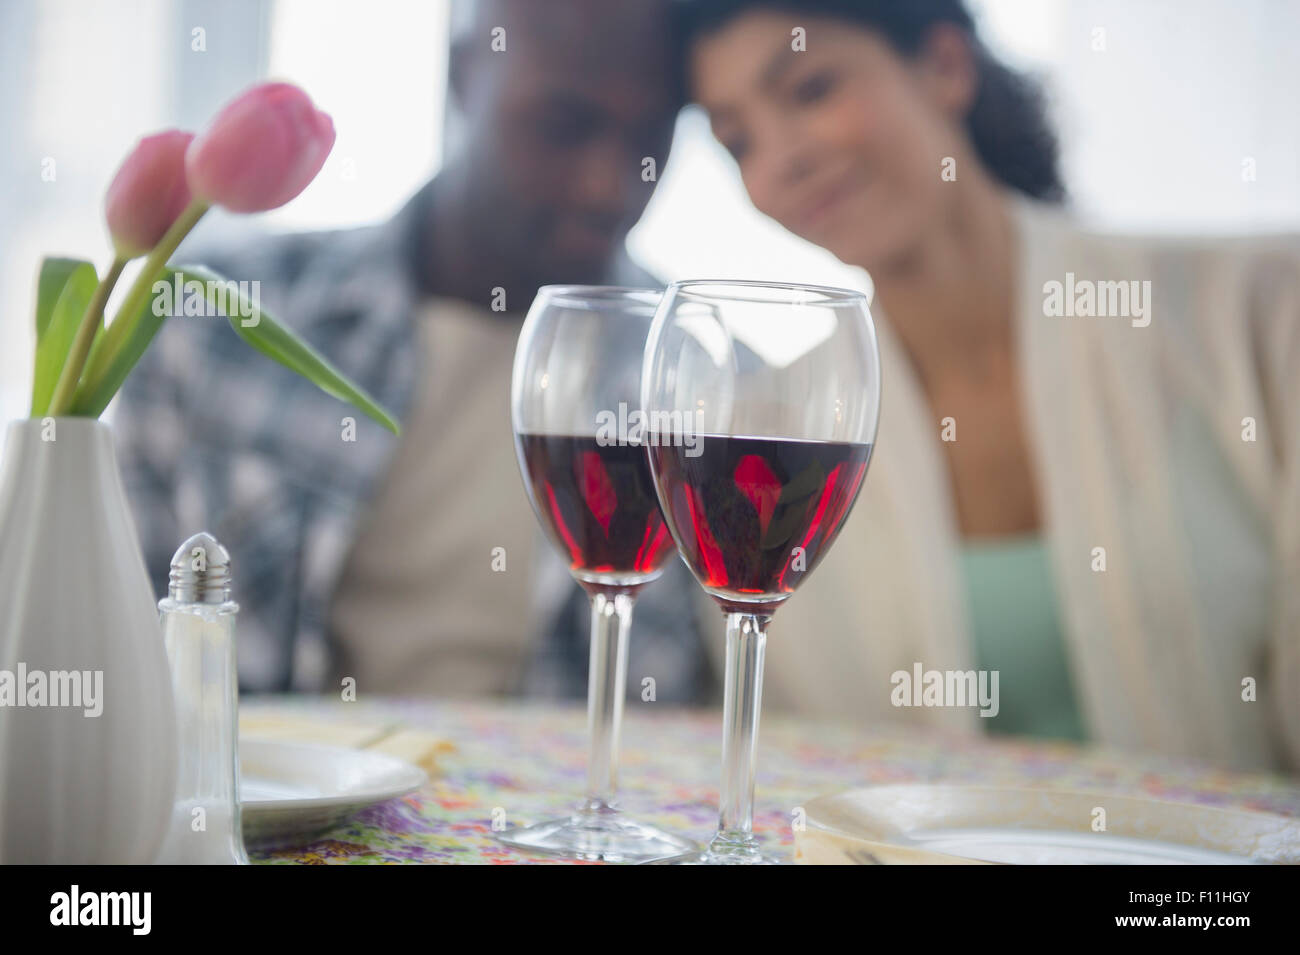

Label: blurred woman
[675,0,1299,771]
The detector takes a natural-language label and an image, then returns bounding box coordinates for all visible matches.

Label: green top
[960,534,1087,742]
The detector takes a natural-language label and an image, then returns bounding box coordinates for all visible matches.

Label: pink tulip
[185,82,335,213]
[104,130,195,258]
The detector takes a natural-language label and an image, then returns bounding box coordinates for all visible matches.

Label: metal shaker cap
[169,531,232,603]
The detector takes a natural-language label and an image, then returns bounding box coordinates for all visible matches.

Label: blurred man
[115,0,712,702]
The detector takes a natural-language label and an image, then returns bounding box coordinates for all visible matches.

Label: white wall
[3,0,1297,423]
[628,0,1300,293]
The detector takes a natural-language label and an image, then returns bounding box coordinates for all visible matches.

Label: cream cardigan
[700,196,1300,774]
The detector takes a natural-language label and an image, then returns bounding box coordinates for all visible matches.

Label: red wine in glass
[517,433,676,591]
[649,434,872,613]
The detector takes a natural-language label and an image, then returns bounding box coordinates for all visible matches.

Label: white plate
[239,738,427,849]
[795,784,1300,865]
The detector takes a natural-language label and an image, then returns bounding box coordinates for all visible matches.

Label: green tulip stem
[73,199,210,410]
[45,255,128,416]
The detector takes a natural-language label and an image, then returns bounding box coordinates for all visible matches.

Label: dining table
[241,694,1300,865]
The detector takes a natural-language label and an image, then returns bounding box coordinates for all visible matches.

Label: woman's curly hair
[673,0,1066,202]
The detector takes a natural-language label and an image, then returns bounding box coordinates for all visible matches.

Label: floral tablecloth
[245,695,1300,864]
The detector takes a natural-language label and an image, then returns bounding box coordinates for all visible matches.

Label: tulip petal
[186,82,336,213]
[105,130,194,258]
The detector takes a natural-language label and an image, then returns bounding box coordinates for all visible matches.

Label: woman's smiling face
[689,11,976,270]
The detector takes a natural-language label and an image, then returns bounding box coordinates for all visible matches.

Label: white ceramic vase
[0,417,177,863]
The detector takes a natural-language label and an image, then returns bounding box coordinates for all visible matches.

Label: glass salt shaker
[155,531,249,864]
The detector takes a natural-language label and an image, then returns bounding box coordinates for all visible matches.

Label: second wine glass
[501,285,696,863]
[641,279,881,864]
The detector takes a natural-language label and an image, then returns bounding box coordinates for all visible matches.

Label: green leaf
[175,265,401,435]
[31,261,98,416]
[34,257,90,343]
[68,266,172,418]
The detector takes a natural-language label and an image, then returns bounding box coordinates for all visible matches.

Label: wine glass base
[495,808,697,863]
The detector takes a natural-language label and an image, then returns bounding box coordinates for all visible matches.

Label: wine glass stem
[713,611,770,857]
[583,590,634,812]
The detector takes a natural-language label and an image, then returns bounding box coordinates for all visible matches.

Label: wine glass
[502,285,697,862]
[641,279,881,864]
